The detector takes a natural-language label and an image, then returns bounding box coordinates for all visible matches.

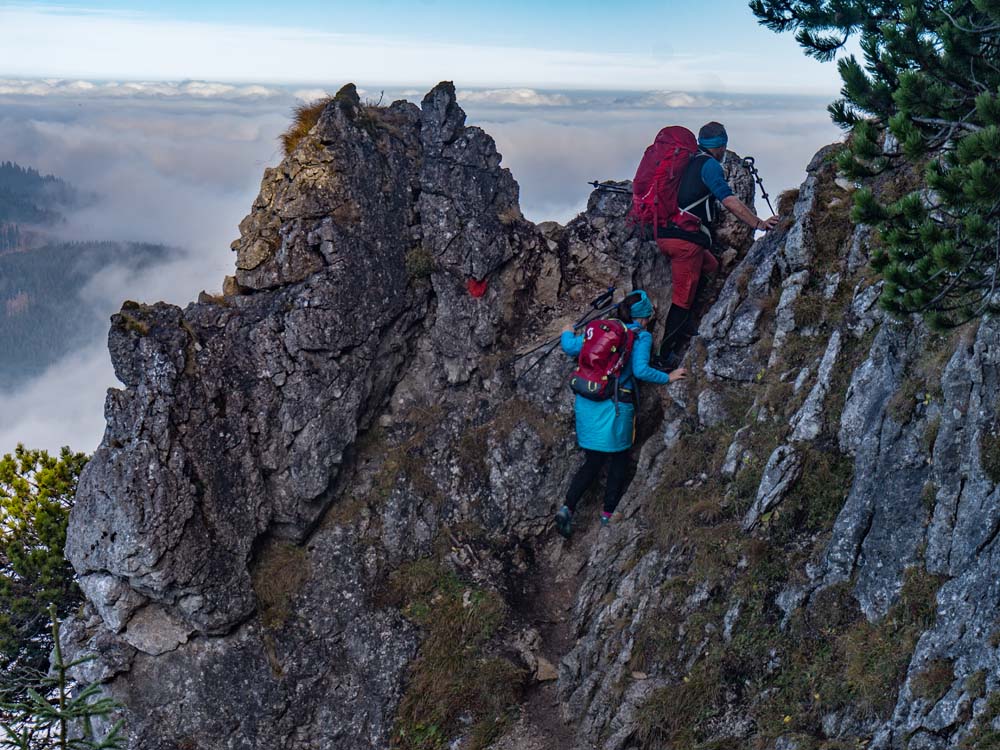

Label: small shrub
[923,416,941,453]
[770,446,853,543]
[792,291,828,330]
[961,691,1000,749]
[813,166,855,269]
[634,664,723,749]
[778,331,824,371]
[921,481,939,514]
[117,312,150,336]
[888,376,921,424]
[777,188,800,216]
[497,206,522,225]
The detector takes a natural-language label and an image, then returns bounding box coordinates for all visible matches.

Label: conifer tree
[751,0,1000,327]
[0,605,124,750]
[0,447,86,686]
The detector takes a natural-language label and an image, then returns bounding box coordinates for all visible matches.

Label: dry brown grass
[498,206,523,225]
[777,188,800,216]
[280,97,332,157]
[911,659,955,703]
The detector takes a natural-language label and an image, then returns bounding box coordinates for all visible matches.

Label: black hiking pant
[657,304,692,361]
[657,273,714,361]
[565,449,629,515]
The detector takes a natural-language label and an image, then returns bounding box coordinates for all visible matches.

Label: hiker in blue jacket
[555,290,687,537]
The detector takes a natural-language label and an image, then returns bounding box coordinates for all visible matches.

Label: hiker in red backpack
[631,122,779,367]
[554,290,687,538]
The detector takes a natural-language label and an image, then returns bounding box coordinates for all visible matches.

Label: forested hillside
[0,162,80,230]
[0,241,170,389]
[0,161,175,389]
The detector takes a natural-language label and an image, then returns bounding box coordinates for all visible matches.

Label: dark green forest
[0,241,171,389]
[0,161,173,390]
[0,162,80,229]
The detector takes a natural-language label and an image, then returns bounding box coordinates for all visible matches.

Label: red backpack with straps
[630,126,701,233]
[569,320,635,401]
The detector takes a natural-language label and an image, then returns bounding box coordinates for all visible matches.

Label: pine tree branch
[940,6,1000,34]
[911,117,984,132]
[916,249,980,311]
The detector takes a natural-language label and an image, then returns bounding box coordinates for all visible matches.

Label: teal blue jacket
[561,322,670,452]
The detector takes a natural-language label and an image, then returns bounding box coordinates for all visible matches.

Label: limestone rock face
[64,83,1000,750]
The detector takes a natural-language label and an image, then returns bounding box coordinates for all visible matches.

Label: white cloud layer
[634,91,717,108]
[0,78,284,99]
[0,94,291,455]
[293,88,332,102]
[458,89,572,107]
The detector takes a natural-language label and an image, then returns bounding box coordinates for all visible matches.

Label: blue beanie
[630,290,654,319]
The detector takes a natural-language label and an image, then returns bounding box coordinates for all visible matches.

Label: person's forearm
[722,195,763,228]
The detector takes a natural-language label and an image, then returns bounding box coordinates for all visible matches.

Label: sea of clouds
[0,80,841,456]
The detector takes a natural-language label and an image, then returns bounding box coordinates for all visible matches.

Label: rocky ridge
[64,83,1000,750]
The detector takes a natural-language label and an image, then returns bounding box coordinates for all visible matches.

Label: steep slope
[64,83,1000,750]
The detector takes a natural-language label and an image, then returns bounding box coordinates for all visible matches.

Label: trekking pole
[588,180,631,195]
[515,287,616,382]
[741,156,776,215]
[514,287,615,361]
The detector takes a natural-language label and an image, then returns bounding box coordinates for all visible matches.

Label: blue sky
[0,1,843,93]
[14,0,791,50]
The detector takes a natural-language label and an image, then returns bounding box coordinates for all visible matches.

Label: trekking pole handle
[588,180,632,195]
[742,156,776,215]
[591,286,615,310]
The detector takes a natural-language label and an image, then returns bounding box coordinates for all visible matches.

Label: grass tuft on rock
[910,658,954,703]
[405,247,436,279]
[252,541,310,630]
[388,559,526,750]
[981,426,1000,486]
[281,97,332,157]
[961,691,1000,749]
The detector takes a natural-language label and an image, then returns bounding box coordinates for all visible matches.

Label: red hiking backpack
[630,126,701,233]
[569,320,636,401]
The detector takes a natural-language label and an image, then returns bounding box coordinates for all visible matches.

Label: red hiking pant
[656,238,719,309]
